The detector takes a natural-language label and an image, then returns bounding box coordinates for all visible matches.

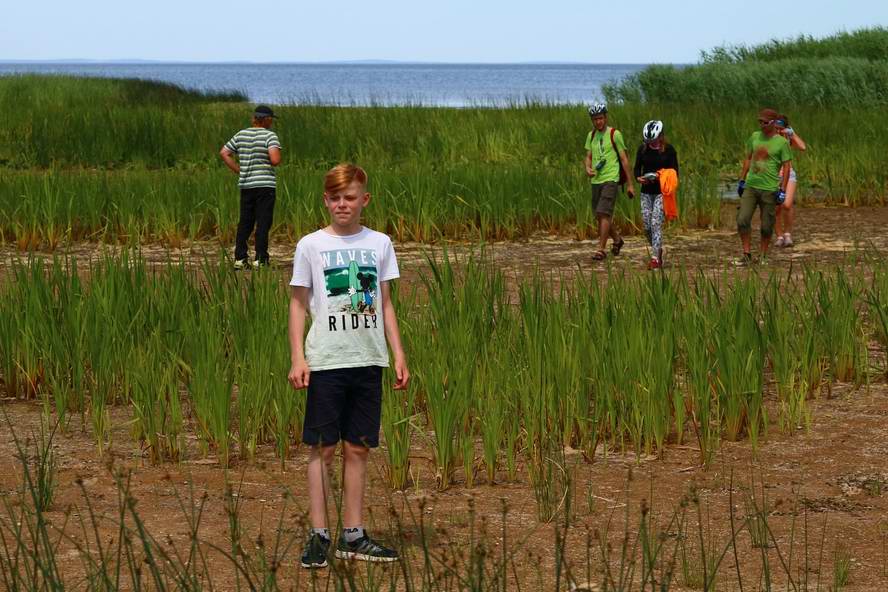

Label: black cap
[253,105,277,119]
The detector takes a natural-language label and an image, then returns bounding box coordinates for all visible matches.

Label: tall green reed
[677,274,722,465]
[1,251,884,509]
[380,278,417,489]
[713,276,766,446]
[183,303,234,466]
[812,269,867,384]
[764,279,813,433]
[701,27,888,63]
[605,57,888,107]
[381,369,416,491]
[866,261,888,377]
[130,333,184,464]
[228,270,293,462]
[417,254,503,489]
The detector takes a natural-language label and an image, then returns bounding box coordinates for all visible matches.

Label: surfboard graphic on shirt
[348,260,361,310]
[321,248,378,315]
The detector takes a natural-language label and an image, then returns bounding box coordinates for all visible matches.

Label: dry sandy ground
[2,205,886,282]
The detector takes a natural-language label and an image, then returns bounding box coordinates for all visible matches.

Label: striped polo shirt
[224,127,282,189]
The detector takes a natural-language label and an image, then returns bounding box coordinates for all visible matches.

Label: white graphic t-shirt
[290,227,399,371]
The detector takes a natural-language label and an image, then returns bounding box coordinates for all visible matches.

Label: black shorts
[303,366,383,448]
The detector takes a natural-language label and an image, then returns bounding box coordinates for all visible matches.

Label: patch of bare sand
[2,206,885,286]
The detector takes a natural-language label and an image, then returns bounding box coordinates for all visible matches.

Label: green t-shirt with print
[744,131,792,191]
[585,127,626,185]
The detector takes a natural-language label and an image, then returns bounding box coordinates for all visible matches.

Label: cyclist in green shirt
[584,103,636,261]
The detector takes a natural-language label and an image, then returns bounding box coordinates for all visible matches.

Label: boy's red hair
[324,163,368,193]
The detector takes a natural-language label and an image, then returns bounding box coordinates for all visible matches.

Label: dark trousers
[234,187,276,263]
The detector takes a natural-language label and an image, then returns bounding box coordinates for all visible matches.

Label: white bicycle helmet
[643,120,664,143]
[588,103,608,117]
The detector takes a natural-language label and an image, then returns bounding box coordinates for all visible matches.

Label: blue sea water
[0,62,646,107]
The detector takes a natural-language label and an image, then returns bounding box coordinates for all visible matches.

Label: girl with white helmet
[633,120,679,269]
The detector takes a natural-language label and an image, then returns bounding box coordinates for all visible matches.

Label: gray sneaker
[335,533,399,563]
[783,233,794,247]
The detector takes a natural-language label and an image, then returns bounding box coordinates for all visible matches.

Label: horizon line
[0,58,668,66]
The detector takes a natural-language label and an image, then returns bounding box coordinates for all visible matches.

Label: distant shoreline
[0,62,650,106]
[0,59,663,67]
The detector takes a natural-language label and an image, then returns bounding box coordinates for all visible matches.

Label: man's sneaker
[335,533,399,563]
[775,236,786,248]
[301,533,331,569]
[253,259,270,269]
[647,258,661,270]
[783,233,794,247]
[233,259,250,271]
[732,253,753,267]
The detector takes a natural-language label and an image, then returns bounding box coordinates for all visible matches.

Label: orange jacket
[658,168,679,221]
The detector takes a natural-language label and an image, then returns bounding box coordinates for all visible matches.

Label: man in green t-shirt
[583,103,636,261]
[734,108,792,266]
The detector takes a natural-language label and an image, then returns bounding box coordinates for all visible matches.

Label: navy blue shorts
[303,366,383,448]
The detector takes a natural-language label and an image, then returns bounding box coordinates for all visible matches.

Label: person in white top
[774,114,807,248]
[288,163,410,568]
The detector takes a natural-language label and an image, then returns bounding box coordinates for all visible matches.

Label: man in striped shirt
[220,105,283,269]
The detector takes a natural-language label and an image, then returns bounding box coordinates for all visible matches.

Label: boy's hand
[586,167,597,178]
[288,360,311,390]
[392,357,410,391]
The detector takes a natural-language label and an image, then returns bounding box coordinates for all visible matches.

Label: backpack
[608,128,628,186]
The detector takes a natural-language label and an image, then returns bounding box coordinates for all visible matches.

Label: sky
[2,0,886,64]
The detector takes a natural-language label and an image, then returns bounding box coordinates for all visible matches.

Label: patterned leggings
[640,193,664,257]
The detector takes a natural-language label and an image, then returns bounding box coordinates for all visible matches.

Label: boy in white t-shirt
[288,163,410,569]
